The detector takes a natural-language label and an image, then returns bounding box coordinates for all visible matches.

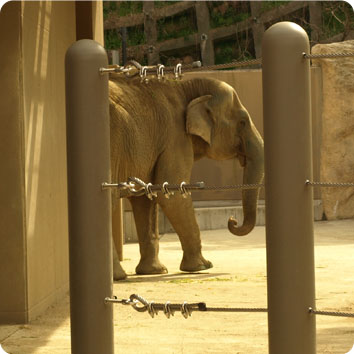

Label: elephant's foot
[113,261,127,281]
[180,254,213,272]
[113,248,127,281]
[136,258,168,275]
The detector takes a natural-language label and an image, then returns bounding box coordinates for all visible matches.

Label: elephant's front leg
[158,195,213,272]
[130,196,167,275]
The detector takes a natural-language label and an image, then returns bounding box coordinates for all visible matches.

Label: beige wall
[0,0,104,324]
[0,1,27,324]
[21,0,75,321]
[92,1,104,46]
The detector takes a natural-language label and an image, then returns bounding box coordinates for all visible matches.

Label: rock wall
[312,40,354,220]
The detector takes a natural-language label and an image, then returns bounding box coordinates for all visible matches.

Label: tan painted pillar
[65,39,114,354]
[110,48,124,262]
[262,22,316,353]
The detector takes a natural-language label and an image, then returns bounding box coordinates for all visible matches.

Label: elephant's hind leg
[158,195,213,272]
[130,196,168,275]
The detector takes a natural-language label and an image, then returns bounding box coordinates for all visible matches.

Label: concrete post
[110,46,124,262]
[195,1,214,66]
[65,40,114,354]
[262,22,316,354]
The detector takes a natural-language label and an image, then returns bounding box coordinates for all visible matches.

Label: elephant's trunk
[228,123,264,236]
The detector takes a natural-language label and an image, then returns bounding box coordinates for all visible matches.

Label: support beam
[65,39,114,354]
[75,1,93,40]
[250,1,264,58]
[143,1,159,65]
[309,2,323,44]
[262,22,316,354]
[195,2,214,66]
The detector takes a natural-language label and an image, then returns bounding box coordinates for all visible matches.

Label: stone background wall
[312,40,354,220]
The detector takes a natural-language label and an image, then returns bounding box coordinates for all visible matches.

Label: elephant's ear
[186,95,213,145]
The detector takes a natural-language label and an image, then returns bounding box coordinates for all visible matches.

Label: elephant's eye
[238,119,246,130]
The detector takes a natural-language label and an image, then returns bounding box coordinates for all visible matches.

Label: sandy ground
[1,220,354,354]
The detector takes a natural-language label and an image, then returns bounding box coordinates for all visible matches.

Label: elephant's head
[185,79,264,236]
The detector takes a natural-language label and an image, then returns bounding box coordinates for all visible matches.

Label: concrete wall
[312,40,354,220]
[0,0,104,324]
[21,0,75,322]
[0,1,27,324]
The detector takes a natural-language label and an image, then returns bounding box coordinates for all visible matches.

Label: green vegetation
[215,41,235,64]
[127,25,145,46]
[105,1,143,17]
[105,29,121,50]
[260,1,290,14]
[321,2,354,39]
[104,1,354,64]
[209,2,250,28]
[154,1,181,9]
[157,10,196,41]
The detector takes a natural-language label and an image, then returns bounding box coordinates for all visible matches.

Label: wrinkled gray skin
[109,76,264,280]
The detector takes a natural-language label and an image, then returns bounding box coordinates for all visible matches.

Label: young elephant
[109,76,264,278]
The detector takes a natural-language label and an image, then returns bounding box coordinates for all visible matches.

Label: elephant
[109,75,264,279]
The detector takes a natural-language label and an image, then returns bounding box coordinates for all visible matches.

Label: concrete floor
[1,220,354,353]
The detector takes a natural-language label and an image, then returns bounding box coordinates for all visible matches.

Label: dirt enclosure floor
[1,220,354,354]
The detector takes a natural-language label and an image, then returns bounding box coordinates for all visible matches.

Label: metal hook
[180,181,191,198]
[174,63,182,80]
[163,301,174,318]
[157,64,165,81]
[140,66,148,83]
[129,294,149,313]
[148,301,158,318]
[162,182,174,199]
[181,302,191,319]
[145,183,157,200]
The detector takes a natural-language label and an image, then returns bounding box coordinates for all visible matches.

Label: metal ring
[140,66,148,83]
[181,302,191,319]
[174,63,182,80]
[145,183,157,200]
[162,182,174,199]
[129,294,148,313]
[148,301,158,318]
[157,64,165,81]
[163,301,173,318]
[180,181,191,198]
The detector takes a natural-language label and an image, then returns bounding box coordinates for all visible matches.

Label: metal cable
[105,295,354,319]
[306,180,354,188]
[100,58,262,76]
[202,183,264,191]
[102,178,264,199]
[103,178,354,199]
[105,294,267,319]
[202,306,268,313]
[183,58,262,71]
[101,51,353,76]
[309,308,354,318]
[303,52,354,59]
